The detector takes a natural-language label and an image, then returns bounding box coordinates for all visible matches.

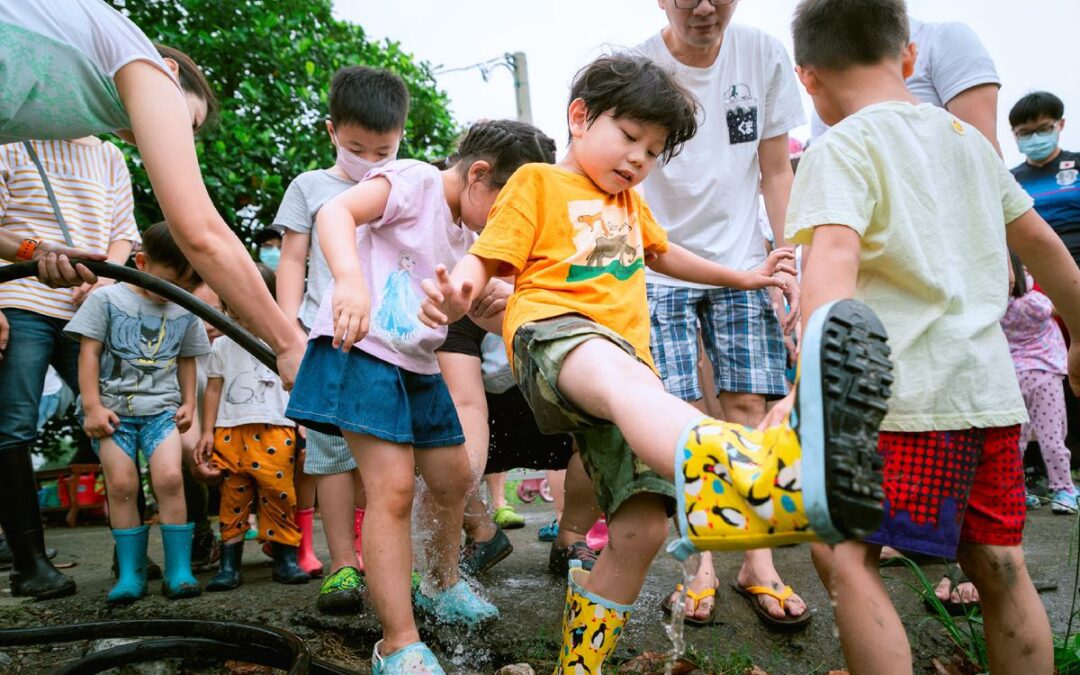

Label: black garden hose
[0,261,277,372]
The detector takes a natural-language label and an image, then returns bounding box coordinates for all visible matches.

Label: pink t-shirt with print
[308,160,475,375]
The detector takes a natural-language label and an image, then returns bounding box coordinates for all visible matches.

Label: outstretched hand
[419,265,474,328]
[741,247,797,290]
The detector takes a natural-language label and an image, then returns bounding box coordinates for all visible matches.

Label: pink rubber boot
[353,507,365,573]
[585,518,609,552]
[294,507,324,578]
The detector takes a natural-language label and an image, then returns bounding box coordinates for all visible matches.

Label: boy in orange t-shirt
[419,54,893,672]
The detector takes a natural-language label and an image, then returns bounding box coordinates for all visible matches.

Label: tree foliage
[106,0,459,243]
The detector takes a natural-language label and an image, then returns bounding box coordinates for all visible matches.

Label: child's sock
[160,523,201,599]
[107,525,149,605]
[555,564,631,674]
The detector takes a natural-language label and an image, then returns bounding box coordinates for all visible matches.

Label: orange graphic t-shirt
[469,163,669,369]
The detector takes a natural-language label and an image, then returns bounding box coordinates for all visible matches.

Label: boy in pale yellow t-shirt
[419,54,894,672]
[785,1,1080,672]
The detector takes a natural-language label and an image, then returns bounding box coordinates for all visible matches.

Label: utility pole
[507,51,533,124]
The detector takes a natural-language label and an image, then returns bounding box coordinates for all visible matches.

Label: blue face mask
[1018,129,1060,163]
[259,246,281,271]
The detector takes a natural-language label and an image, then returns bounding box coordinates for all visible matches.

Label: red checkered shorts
[864,426,1025,557]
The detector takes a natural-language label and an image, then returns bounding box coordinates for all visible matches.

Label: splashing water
[664,553,701,675]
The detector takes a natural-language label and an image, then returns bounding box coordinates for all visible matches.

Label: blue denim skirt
[286,338,464,450]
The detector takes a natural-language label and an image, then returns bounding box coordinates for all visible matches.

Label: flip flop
[730,582,812,632]
[924,574,1059,616]
[660,582,719,627]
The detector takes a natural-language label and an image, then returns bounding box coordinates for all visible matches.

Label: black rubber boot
[206,540,243,592]
[0,448,76,599]
[271,543,311,585]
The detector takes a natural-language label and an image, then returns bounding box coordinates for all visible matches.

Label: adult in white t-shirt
[635,0,808,629]
[811,15,1002,614]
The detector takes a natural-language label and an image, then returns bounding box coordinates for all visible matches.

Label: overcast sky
[335,1,1080,167]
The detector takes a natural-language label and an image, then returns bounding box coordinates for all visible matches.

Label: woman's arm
[113,61,304,386]
[0,230,103,287]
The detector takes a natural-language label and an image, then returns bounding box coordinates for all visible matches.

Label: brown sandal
[731,582,812,632]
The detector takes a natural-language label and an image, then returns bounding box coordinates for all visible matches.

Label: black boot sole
[799,299,893,542]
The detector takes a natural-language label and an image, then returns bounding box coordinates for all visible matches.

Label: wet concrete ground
[0,502,1076,673]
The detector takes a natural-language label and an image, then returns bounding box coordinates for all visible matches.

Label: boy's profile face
[568,99,667,195]
[134,252,200,304]
[326,120,403,163]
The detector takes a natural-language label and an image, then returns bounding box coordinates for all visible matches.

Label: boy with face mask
[273,65,410,613]
[1010,91,1080,268]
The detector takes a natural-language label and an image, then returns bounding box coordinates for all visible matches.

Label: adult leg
[0,310,75,597]
[957,543,1052,672]
[812,541,912,674]
[347,432,422,656]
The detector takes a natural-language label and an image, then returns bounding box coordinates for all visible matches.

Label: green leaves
[107,0,459,245]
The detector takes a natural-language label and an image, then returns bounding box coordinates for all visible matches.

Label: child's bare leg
[99,440,142,529]
[147,430,186,525]
[548,469,566,521]
[436,351,495,542]
[811,541,911,675]
[583,493,669,604]
[957,543,1052,672]
[554,453,602,548]
[485,472,508,510]
[415,444,472,590]
[295,450,316,510]
[353,470,366,509]
[345,431,419,654]
[317,471,357,572]
[556,339,699,478]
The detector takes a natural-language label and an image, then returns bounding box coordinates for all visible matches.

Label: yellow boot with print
[553,564,630,675]
[670,299,893,558]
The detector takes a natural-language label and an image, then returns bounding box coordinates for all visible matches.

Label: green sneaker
[316,566,364,615]
[492,505,525,530]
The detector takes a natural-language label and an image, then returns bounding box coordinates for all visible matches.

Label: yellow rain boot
[670,299,893,558]
[554,564,630,675]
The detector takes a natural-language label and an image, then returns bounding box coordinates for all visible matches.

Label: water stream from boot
[664,553,701,674]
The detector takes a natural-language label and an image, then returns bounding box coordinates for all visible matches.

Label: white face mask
[333,133,393,182]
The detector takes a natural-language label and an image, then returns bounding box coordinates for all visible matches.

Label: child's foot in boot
[271,542,311,584]
[206,540,243,592]
[672,299,893,557]
[160,523,202,599]
[107,525,149,605]
[294,507,324,577]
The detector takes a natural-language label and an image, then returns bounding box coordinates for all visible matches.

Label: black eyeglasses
[674,0,736,9]
[1013,121,1060,140]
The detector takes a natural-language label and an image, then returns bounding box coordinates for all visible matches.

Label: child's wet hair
[155,44,218,131]
[141,221,200,286]
[329,66,410,133]
[568,54,698,164]
[448,119,557,188]
[792,0,909,70]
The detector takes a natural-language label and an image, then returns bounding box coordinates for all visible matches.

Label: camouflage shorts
[512,315,675,517]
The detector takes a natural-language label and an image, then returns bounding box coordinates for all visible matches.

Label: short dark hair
[1009,92,1065,128]
[449,119,556,188]
[253,226,283,247]
[155,44,218,131]
[568,54,698,164]
[141,221,200,285]
[329,66,410,133]
[793,0,909,70]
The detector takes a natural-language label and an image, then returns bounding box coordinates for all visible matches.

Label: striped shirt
[0,138,140,319]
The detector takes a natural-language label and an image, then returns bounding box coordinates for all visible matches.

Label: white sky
[335,1,1080,168]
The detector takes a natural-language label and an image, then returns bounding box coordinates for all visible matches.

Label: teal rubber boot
[160,523,201,599]
[107,525,149,605]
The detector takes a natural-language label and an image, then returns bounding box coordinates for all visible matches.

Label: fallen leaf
[620,652,699,674]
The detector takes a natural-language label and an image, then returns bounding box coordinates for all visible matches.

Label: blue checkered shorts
[647,284,788,401]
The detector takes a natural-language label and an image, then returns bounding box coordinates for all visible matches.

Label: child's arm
[1006,209,1080,392]
[276,230,310,338]
[78,336,120,439]
[174,356,197,433]
[419,255,503,328]
[316,179,392,350]
[647,243,797,291]
[195,377,223,467]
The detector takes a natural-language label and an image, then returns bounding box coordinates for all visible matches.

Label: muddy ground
[0,502,1076,674]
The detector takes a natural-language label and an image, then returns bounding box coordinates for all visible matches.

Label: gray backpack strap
[22,141,74,246]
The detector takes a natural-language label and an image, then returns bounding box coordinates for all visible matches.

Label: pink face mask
[334,134,393,182]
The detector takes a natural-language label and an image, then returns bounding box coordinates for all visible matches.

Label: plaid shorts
[865,426,1026,557]
[647,284,787,401]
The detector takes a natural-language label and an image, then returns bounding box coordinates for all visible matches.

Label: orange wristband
[14,238,39,262]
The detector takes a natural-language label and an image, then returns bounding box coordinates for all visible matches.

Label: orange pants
[213,424,301,546]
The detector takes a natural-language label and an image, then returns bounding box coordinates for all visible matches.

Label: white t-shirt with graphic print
[635,25,805,287]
